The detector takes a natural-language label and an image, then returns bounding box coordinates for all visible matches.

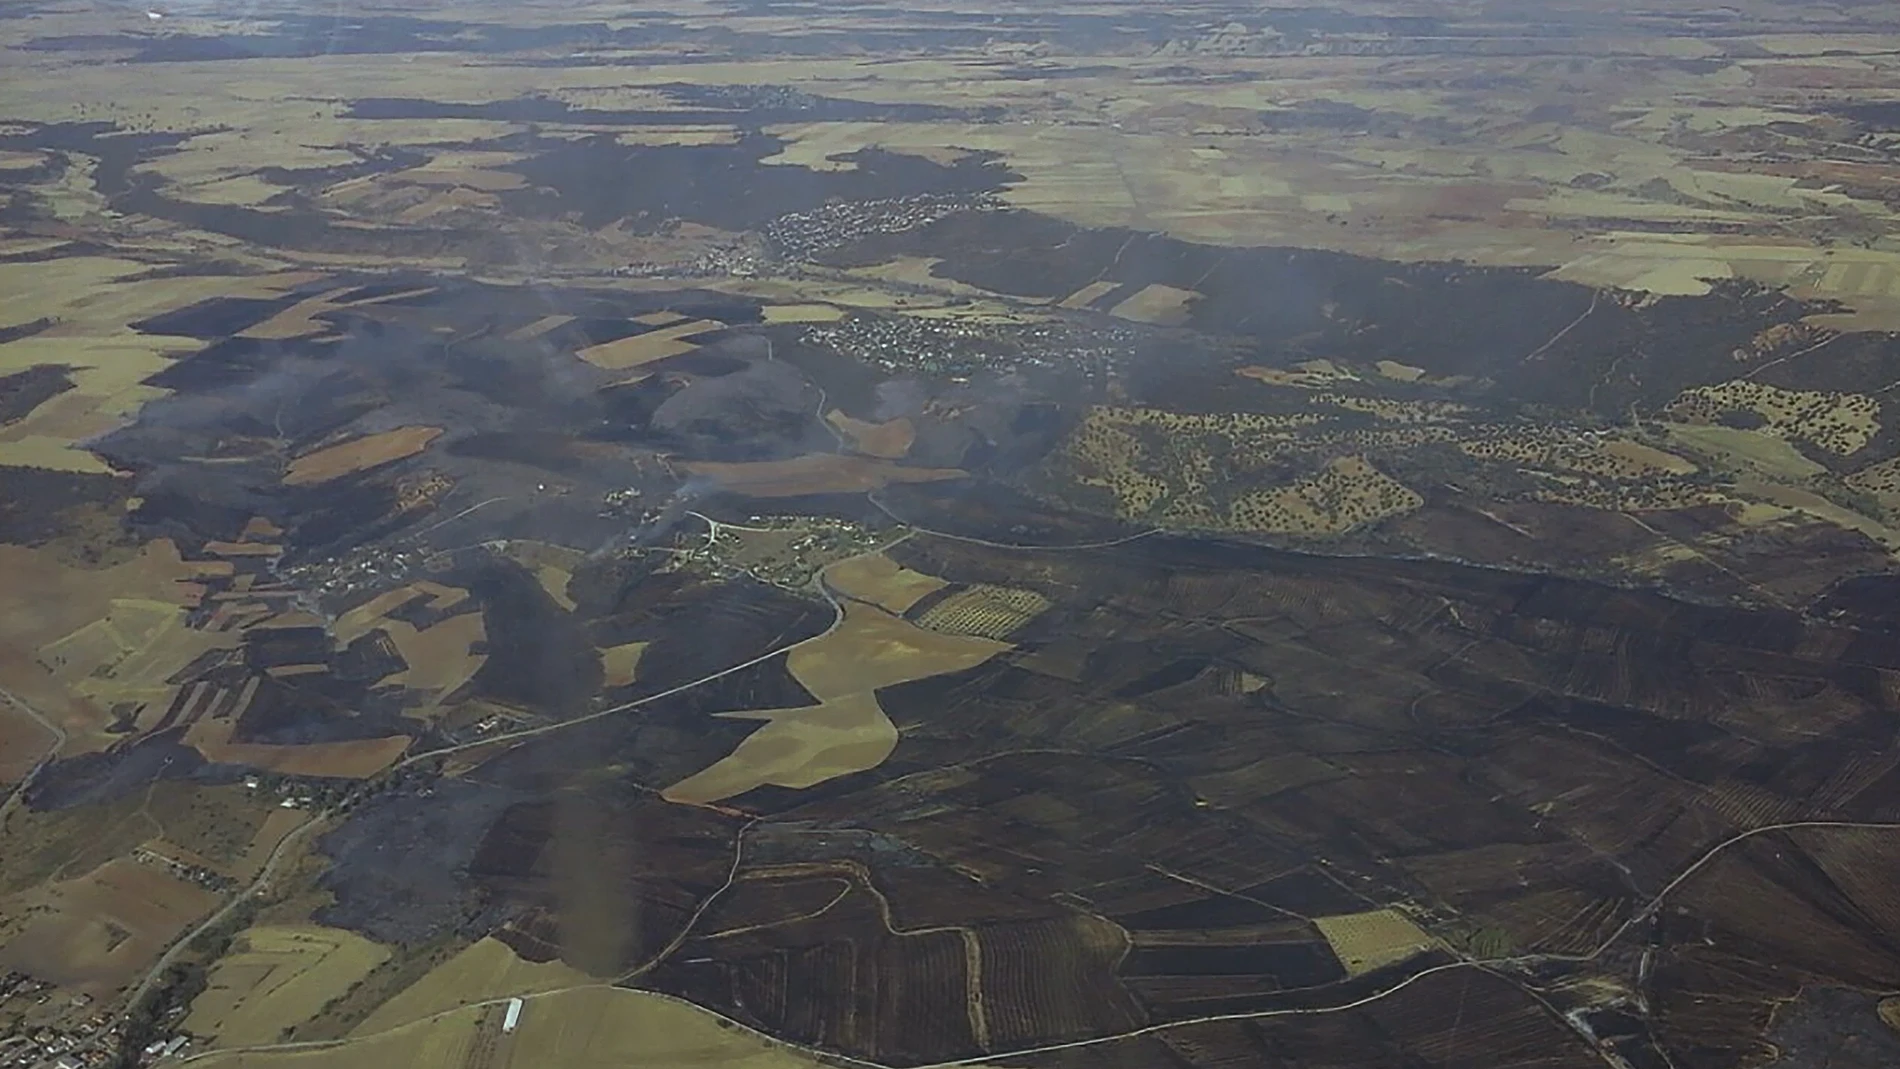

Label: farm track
[170,817,1900,1068]
[0,684,68,826]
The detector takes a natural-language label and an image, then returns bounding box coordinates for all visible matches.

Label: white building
[502,997,524,1034]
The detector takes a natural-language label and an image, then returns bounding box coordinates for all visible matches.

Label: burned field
[281,527,1900,1069]
[12,222,1900,1069]
[12,3,1900,1064]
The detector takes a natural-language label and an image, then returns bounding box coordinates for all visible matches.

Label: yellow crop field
[283,427,444,486]
[0,539,231,752]
[498,541,583,612]
[187,926,392,1047]
[826,411,915,459]
[1059,280,1121,309]
[1313,908,1439,976]
[823,552,949,614]
[792,598,1009,701]
[194,1004,492,1069]
[184,718,412,778]
[760,303,846,324]
[354,937,591,1035]
[576,319,724,369]
[663,691,898,804]
[665,567,1009,803]
[599,640,649,688]
[1109,283,1199,325]
[331,583,486,708]
[197,988,837,1069]
[502,987,836,1069]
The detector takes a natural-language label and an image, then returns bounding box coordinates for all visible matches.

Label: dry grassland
[354,937,591,1035]
[759,303,846,324]
[0,540,229,750]
[1736,477,1900,550]
[793,596,1009,701]
[1108,283,1199,325]
[504,315,574,341]
[394,153,529,192]
[283,426,444,486]
[842,256,1006,301]
[0,435,120,474]
[826,411,915,459]
[0,703,56,784]
[184,718,412,778]
[663,690,898,804]
[143,781,277,872]
[9,30,1900,317]
[502,987,842,1069]
[498,541,583,612]
[1312,908,1439,976]
[199,987,841,1069]
[576,319,725,370]
[1664,380,1878,455]
[40,596,241,717]
[598,640,649,688]
[1663,422,1827,480]
[241,285,436,341]
[823,552,949,614]
[1602,439,1699,475]
[0,858,219,996]
[0,260,317,473]
[665,565,1007,804]
[1059,280,1121,309]
[186,925,392,1047]
[332,584,485,706]
[682,454,964,497]
[0,149,44,171]
[379,611,486,701]
[236,809,311,882]
[1375,360,1428,383]
[194,1003,492,1069]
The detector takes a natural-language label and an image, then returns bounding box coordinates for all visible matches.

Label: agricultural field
[0,858,219,997]
[193,988,834,1069]
[185,925,390,1046]
[8,0,1900,1067]
[283,427,445,487]
[664,560,1011,804]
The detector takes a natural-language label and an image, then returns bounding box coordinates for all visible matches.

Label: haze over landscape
[8,1,1900,1067]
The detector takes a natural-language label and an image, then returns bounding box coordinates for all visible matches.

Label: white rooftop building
[502,997,524,1034]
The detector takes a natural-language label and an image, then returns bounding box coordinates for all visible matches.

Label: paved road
[117,811,324,1017]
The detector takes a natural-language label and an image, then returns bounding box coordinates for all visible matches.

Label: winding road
[96,520,1900,1068]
